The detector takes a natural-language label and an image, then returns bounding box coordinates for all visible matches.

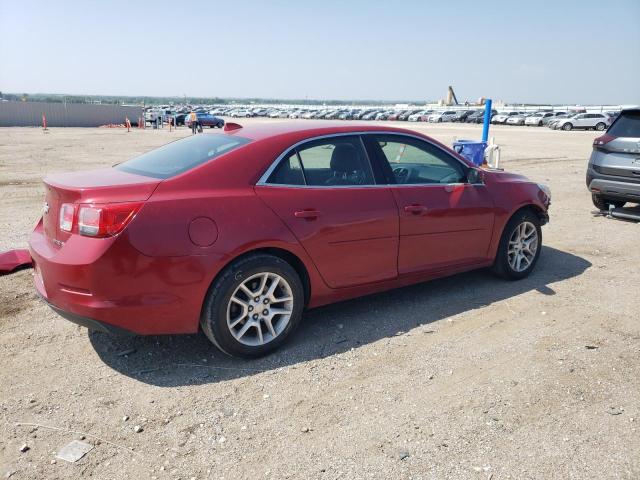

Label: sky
[1,0,639,105]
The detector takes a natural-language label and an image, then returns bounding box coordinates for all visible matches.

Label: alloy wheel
[507,221,539,272]
[226,272,294,346]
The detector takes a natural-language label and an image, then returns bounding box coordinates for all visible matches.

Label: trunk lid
[42,167,160,243]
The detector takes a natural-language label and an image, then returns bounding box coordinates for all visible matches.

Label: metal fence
[0,101,143,127]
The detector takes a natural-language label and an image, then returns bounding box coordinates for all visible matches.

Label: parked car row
[143,105,622,131]
[489,110,618,131]
[211,106,504,124]
[546,112,615,131]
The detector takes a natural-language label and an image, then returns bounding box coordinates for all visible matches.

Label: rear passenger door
[255,135,399,289]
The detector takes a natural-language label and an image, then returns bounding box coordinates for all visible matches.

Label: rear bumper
[37,291,135,335]
[587,166,640,202]
[29,219,207,335]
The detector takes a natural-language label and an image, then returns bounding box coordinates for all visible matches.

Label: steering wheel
[393,167,409,183]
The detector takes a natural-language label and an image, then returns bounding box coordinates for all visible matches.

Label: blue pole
[481,98,492,142]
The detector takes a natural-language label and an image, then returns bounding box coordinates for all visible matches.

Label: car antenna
[224,122,243,132]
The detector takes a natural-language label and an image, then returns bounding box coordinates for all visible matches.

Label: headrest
[330,144,360,172]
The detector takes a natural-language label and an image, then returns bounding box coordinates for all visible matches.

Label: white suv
[554,113,612,131]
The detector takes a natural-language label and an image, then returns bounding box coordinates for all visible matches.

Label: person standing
[189,111,199,134]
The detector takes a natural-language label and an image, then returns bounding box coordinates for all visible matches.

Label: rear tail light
[59,203,75,232]
[56,202,142,237]
[77,202,143,237]
[593,134,615,147]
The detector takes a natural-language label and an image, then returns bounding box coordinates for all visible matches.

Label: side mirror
[467,168,484,184]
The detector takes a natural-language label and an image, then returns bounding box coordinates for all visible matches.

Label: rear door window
[267,135,375,186]
[608,111,640,137]
[116,134,250,179]
[267,151,305,185]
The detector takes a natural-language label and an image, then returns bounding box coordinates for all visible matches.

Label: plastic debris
[56,440,93,463]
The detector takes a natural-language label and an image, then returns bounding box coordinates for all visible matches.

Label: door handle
[294,209,320,220]
[403,204,427,214]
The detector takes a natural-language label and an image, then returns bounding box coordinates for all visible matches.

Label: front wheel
[200,254,304,358]
[493,210,542,280]
[595,122,606,131]
[562,123,573,131]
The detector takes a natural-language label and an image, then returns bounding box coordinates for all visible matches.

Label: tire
[200,254,304,358]
[595,122,606,131]
[493,210,542,280]
[538,121,542,127]
[562,123,573,131]
[592,194,625,210]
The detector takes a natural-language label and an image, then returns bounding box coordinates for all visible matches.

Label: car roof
[222,121,433,142]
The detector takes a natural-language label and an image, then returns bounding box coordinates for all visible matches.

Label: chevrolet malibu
[30,123,551,358]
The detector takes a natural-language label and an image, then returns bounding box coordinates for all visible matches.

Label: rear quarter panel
[125,139,332,328]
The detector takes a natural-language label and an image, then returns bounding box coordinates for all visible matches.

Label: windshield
[116,134,251,179]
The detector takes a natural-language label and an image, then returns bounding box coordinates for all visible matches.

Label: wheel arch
[514,204,549,226]
[489,203,548,261]
[203,246,312,314]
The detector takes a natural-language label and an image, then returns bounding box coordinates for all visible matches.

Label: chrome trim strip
[256,131,472,187]
[258,182,486,189]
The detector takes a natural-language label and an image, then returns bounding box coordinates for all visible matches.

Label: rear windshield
[116,134,250,179]
[608,112,640,137]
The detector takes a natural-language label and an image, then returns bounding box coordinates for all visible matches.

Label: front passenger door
[573,114,587,128]
[365,134,496,275]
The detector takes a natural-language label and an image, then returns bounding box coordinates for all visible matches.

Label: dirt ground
[1,120,638,480]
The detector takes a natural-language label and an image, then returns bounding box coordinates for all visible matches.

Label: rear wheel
[562,123,573,131]
[200,254,304,358]
[493,210,542,280]
[592,193,625,210]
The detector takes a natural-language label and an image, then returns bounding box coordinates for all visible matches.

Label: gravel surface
[1,121,639,479]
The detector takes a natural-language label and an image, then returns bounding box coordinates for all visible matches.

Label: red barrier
[42,112,47,130]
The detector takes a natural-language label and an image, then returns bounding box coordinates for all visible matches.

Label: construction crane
[446,86,459,106]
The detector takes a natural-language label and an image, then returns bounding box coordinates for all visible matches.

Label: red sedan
[29,122,550,357]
